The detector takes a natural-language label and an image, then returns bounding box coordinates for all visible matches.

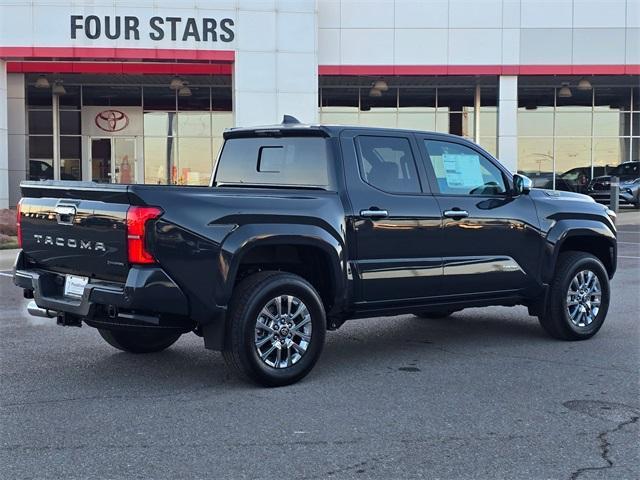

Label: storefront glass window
[28,110,53,135]
[144,137,175,185]
[177,112,211,137]
[555,111,592,137]
[27,85,52,107]
[59,111,80,135]
[518,77,638,192]
[83,86,141,106]
[143,87,177,110]
[176,138,212,185]
[60,136,81,159]
[24,74,232,185]
[144,112,177,137]
[517,137,554,188]
[178,87,210,111]
[59,86,81,110]
[28,136,53,159]
[592,138,631,167]
[593,111,629,137]
[594,87,631,111]
[139,78,231,185]
[319,78,499,154]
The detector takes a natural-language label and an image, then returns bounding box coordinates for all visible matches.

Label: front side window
[424,140,507,196]
[356,136,421,194]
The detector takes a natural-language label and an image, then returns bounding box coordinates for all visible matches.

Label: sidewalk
[0,249,19,271]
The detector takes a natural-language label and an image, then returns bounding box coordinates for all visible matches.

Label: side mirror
[513,173,532,195]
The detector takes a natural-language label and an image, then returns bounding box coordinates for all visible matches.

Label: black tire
[414,310,455,319]
[98,329,181,353]
[223,271,326,387]
[538,251,610,341]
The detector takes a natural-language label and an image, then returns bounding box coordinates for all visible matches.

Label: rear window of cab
[214,137,336,190]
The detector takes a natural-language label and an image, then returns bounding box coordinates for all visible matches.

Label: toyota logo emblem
[95,110,129,132]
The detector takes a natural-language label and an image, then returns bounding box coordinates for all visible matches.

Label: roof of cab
[222,115,458,140]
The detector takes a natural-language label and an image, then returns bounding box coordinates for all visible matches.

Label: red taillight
[126,206,162,264]
[16,201,23,248]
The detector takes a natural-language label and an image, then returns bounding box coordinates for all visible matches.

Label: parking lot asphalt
[1,223,638,480]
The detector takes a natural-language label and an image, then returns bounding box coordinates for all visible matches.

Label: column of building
[233,0,318,127]
[0,61,8,209]
[497,75,518,173]
[6,73,26,207]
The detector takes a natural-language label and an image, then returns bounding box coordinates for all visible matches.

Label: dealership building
[0,0,638,208]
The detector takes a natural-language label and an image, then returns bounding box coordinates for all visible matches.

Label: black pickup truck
[14,118,617,386]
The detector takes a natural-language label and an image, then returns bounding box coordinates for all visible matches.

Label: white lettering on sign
[70,15,234,43]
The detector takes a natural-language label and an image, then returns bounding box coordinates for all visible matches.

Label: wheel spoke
[291,342,307,355]
[261,343,277,360]
[292,314,311,332]
[296,333,311,343]
[290,303,306,321]
[275,345,282,367]
[286,295,293,316]
[254,294,312,369]
[566,269,605,328]
[261,307,276,321]
[256,334,274,348]
[256,318,276,333]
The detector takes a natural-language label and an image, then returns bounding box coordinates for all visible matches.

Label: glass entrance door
[90,137,137,184]
[113,137,136,184]
[91,138,111,183]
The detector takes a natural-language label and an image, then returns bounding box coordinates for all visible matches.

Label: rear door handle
[443,209,469,219]
[360,209,389,219]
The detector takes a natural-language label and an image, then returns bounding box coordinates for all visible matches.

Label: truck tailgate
[19,182,133,282]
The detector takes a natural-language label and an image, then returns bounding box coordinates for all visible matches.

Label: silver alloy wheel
[566,269,602,327]
[254,295,312,368]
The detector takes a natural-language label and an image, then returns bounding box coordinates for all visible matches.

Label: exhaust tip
[27,301,58,319]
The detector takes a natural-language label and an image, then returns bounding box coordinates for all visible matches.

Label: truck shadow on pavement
[73,308,553,390]
[5,307,583,400]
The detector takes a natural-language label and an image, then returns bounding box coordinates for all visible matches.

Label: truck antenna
[282,115,301,124]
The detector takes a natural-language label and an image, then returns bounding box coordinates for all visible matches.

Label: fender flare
[215,223,347,311]
[542,218,616,283]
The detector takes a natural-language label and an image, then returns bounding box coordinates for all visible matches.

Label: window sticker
[442,153,484,189]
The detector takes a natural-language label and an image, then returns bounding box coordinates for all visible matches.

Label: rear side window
[356,136,421,194]
[214,137,334,189]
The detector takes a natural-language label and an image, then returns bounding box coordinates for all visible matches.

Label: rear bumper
[13,250,193,331]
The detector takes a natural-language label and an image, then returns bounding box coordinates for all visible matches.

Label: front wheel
[223,271,326,387]
[538,251,610,340]
[98,329,181,353]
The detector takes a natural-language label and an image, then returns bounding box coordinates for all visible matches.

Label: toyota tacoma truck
[14,117,618,386]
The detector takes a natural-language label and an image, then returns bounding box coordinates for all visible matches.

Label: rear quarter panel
[129,185,348,325]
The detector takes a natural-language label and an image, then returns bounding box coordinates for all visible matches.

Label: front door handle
[443,209,469,219]
[360,209,389,219]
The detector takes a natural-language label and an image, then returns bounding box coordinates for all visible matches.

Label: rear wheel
[223,271,326,387]
[98,329,181,353]
[538,251,610,340]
